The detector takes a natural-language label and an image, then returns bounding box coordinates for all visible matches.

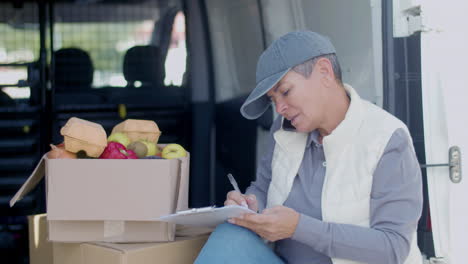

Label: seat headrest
[54,48,94,92]
[123,45,165,87]
[0,90,16,106]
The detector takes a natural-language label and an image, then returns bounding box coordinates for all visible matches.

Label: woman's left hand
[228,206,300,242]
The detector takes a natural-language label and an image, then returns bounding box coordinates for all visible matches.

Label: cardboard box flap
[175,154,190,211]
[10,155,47,207]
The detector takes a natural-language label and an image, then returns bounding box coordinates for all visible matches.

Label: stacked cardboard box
[12,154,190,242]
[13,132,211,263]
[13,118,210,263]
[29,214,211,264]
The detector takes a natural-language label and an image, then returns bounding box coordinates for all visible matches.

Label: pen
[227,173,248,208]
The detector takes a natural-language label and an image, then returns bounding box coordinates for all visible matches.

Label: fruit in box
[127,140,159,158]
[47,144,77,159]
[107,132,131,147]
[99,142,138,159]
[154,145,162,156]
[60,117,107,157]
[76,150,94,159]
[142,140,159,156]
[111,119,161,143]
[127,141,148,158]
[161,144,187,159]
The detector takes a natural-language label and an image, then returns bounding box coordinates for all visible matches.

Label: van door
[0,1,47,216]
[259,0,461,262]
[417,0,467,263]
[203,0,266,206]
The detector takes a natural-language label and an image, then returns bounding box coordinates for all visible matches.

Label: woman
[195,31,423,264]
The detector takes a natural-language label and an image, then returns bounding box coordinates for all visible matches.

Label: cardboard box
[13,154,190,242]
[47,220,175,243]
[28,214,211,264]
[52,235,209,264]
[29,214,53,264]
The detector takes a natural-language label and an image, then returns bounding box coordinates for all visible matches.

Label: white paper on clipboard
[158,205,256,228]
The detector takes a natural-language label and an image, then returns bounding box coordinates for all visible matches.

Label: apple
[99,142,138,159]
[107,132,130,147]
[140,140,158,156]
[161,144,187,159]
[127,140,159,158]
[47,143,77,159]
[127,141,148,158]
[154,145,162,156]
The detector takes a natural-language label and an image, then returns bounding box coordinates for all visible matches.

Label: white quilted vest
[267,84,422,264]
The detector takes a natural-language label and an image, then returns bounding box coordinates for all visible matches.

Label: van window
[51,1,186,90]
[0,3,39,100]
[164,11,186,86]
[53,2,161,88]
[54,21,154,88]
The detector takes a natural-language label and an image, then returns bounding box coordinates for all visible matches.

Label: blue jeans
[195,223,285,264]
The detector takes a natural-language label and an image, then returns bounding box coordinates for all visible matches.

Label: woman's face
[266,67,326,133]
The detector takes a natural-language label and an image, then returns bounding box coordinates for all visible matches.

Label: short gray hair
[292,53,342,84]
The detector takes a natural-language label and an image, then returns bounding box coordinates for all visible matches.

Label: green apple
[107,132,130,147]
[127,141,148,158]
[140,140,157,156]
[162,144,187,159]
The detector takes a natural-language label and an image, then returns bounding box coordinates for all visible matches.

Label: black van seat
[107,45,180,106]
[0,90,16,107]
[123,45,165,89]
[53,48,103,105]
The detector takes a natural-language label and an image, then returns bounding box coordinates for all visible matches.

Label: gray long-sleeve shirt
[245,116,423,264]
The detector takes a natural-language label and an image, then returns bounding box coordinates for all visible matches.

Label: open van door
[408,0,468,263]
[255,0,466,262]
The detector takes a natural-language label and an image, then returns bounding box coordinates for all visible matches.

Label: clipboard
[158,205,256,228]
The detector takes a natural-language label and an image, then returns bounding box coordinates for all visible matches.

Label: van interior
[0,0,433,262]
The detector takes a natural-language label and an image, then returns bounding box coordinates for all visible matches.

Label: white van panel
[420,0,468,263]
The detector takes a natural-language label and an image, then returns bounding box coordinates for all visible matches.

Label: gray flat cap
[240,31,336,120]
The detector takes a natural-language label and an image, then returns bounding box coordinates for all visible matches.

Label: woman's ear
[316,58,334,86]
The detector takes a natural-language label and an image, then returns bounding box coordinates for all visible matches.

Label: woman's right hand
[225,191,259,212]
